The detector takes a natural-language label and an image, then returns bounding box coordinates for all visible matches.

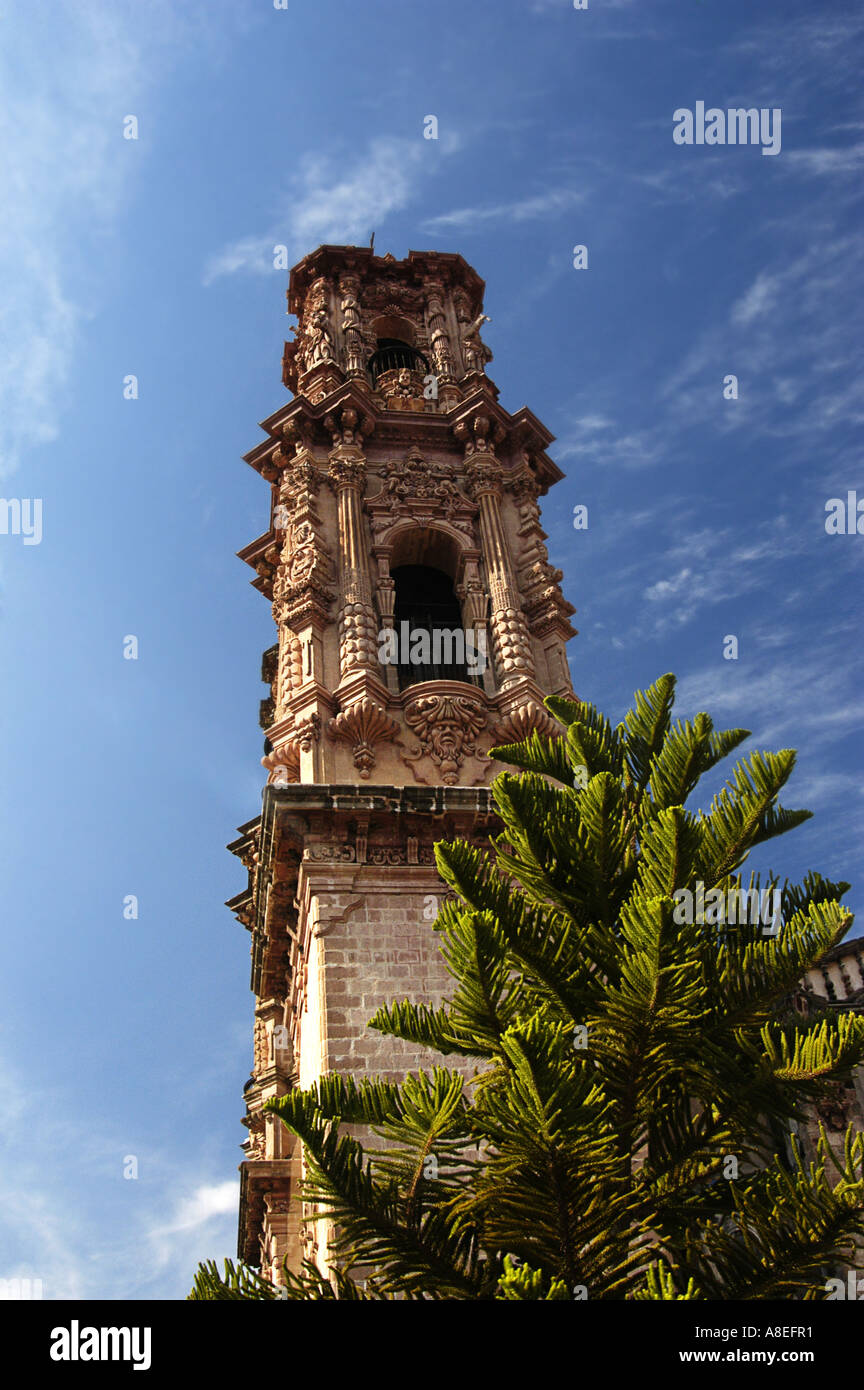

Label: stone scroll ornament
[487,701,562,747]
[327,698,401,779]
[260,714,320,785]
[261,742,301,786]
[403,690,487,785]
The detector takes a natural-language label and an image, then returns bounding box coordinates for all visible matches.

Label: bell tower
[228,244,577,1280]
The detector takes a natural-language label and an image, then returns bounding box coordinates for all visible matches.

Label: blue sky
[0,0,861,1300]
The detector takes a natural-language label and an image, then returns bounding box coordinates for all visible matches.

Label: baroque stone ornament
[298,276,337,371]
[339,274,365,377]
[453,289,493,376]
[461,312,493,374]
[327,698,400,779]
[293,713,321,751]
[454,414,505,461]
[242,1113,266,1160]
[488,701,562,747]
[305,843,357,863]
[424,280,454,381]
[367,446,476,540]
[403,689,487,784]
[261,741,302,786]
[324,406,373,452]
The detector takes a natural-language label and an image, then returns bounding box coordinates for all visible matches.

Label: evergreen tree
[190,674,864,1301]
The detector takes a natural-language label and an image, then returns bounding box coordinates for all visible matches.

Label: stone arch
[386,521,466,579]
[373,522,489,693]
[369,313,417,345]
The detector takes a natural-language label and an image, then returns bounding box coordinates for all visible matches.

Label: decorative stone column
[464,453,536,690]
[424,278,460,410]
[271,447,330,711]
[510,463,577,696]
[328,451,379,684]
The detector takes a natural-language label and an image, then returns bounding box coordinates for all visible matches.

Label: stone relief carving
[367,447,476,540]
[265,1195,293,1216]
[324,406,373,452]
[454,415,506,461]
[461,313,492,374]
[279,418,317,465]
[261,740,302,786]
[260,714,319,785]
[293,714,321,751]
[327,697,401,779]
[339,274,364,376]
[488,702,561,747]
[298,276,337,371]
[242,1108,266,1160]
[403,690,487,785]
[305,843,357,862]
[424,282,454,380]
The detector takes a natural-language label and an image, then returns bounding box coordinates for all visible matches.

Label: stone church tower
[228,244,577,1280]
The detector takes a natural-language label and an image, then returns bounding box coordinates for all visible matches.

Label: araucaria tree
[191,674,864,1301]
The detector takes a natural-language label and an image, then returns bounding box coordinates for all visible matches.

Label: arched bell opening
[375,526,490,694]
[392,565,473,689]
[368,340,430,386]
[367,311,429,385]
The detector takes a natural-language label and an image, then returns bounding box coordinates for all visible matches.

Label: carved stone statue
[461,313,492,373]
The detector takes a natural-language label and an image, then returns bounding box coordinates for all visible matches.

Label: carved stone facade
[230,244,577,1282]
[237,245,576,798]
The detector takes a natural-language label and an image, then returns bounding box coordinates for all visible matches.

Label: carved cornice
[238,1161,293,1266]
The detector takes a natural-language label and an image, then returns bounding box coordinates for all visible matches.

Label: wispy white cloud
[422,187,582,233]
[0,1041,243,1300]
[730,271,780,327]
[658,232,864,453]
[785,144,864,177]
[675,657,864,755]
[204,134,460,285]
[556,413,666,471]
[0,8,144,477]
[149,1180,239,1238]
[630,165,745,207]
[724,10,864,99]
[0,1,237,479]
